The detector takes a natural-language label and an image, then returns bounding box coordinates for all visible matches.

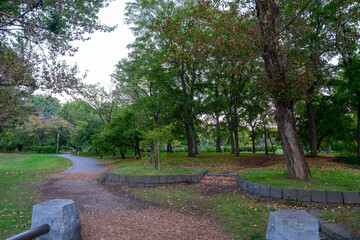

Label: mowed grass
[109,162,203,175]
[240,168,360,191]
[79,151,281,173]
[0,154,72,239]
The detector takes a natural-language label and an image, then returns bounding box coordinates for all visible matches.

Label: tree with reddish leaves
[0,0,114,124]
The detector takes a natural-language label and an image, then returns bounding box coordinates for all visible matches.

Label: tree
[29,95,61,120]
[143,124,174,170]
[0,0,114,123]
[17,115,72,147]
[252,0,313,179]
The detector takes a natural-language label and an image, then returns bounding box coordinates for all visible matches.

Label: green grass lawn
[239,168,360,191]
[78,151,281,173]
[109,162,204,175]
[0,154,72,239]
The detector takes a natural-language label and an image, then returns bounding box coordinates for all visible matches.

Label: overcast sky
[64,0,135,91]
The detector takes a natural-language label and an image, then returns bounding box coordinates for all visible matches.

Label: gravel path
[39,154,230,239]
[58,153,106,173]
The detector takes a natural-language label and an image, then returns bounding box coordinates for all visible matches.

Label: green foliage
[0,154,72,238]
[29,95,61,120]
[0,0,115,122]
[26,145,57,153]
[332,157,360,165]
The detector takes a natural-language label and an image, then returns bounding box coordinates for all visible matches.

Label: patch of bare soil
[39,173,231,240]
[199,175,239,196]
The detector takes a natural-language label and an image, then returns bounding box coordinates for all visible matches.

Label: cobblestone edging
[238,177,360,204]
[105,169,207,186]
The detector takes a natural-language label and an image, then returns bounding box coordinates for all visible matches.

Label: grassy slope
[0,154,72,239]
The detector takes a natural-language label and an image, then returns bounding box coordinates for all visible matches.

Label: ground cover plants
[0,154,72,239]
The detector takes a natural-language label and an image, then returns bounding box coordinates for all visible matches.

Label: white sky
[61,0,135,99]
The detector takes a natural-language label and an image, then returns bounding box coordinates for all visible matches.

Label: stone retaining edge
[238,177,360,204]
[105,169,208,186]
[310,210,359,240]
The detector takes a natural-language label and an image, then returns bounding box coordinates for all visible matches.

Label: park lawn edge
[0,154,72,239]
[239,168,360,192]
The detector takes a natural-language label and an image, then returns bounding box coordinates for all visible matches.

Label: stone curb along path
[310,210,359,240]
[237,177,360,204]
[105,169,208,186]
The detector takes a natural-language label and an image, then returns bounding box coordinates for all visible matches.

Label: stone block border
[105,168,208,186]
[238,177,360,204]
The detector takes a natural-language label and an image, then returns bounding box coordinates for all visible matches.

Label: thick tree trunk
[327,144,331,154]
[264,125,268,155]
[136,140,141,158]
[167,141,173,153]
[186,126,195,157]
[226,115,235,154]
[307,98,318,157]
[233,120,240,156]
[121,152,125,159]
[255,0,312,179]
[192,130,198,155]
[215,114,222,152]
[275,102,312,179]
[251,127,256,154]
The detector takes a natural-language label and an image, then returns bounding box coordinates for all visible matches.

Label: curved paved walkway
[57,153,106,173]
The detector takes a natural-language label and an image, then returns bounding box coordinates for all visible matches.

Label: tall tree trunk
[167,141,173,153]
[215,114,222,152]
[264,124,268,155]
[136,140,141,158]
[275,102,312,179]
[327,144,331,154]
[251,126,256,154]
[121,152,125,159]
[256,0,311,179]
[233,119,240,156]
[357,92,360,157]
[134,146,138,157]
[226,115,235,154]
[192,130,198,155]
[306,96,318,157]
[186,126,195,157]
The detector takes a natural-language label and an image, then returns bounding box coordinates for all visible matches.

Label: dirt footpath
[39,173,230,240]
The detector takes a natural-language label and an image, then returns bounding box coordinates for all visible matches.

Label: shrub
[332,157,360,165]
[27,145,57,153]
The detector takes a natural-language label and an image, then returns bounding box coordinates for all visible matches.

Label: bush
[332,157,360,165]
[27,145,57,153]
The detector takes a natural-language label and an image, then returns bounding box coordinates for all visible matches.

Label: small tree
[143,124,174,170]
